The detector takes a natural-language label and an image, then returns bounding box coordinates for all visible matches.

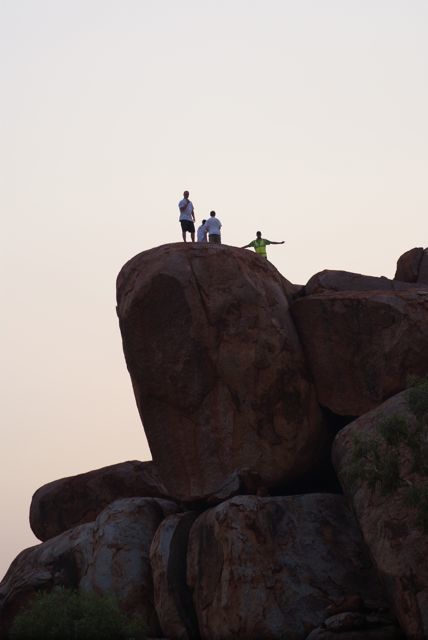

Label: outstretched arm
[241,243,251,249]
[270,240,285,245]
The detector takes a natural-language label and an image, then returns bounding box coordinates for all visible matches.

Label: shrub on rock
[332,380,428,639]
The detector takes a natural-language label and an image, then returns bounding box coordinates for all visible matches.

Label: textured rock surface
[417,248,428,284]
[187,494,386,640]
[117,244,324,501]
[150,512,199,639]
[0,497,178,638]
[394,247,424,283]
[332,390,428,640]
[305,269,428,296]
[305,612,403,640]
[80,497,178,634]
[30,460,169,541]
[292,290,428,416]
[0,523,94,637]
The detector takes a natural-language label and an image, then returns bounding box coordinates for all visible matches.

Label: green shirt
[249,238,271,257]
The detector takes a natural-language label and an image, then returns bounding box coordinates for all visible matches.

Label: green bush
[378,415,409,446]
[406,484,428,533]
[345,433,401,496]
[344,378,428,533]
[407,376,428,420]
[9,586,147,640]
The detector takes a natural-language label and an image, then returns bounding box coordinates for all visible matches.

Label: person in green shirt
[241,231,285,259]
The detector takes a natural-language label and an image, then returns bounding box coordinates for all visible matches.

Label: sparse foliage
[407,376,428,421]
[9,586,147,640]
[344,376,428,532]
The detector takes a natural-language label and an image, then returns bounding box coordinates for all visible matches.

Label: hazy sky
[1,0,427,578]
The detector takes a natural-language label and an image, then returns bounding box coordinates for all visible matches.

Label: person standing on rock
[178,190,196,242]
[197,219,208,243]
[241,231,284,259]
[205,210,222,244]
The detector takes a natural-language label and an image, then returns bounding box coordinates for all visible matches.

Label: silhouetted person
[197,219,208,242]
[178,190,195,242]
[242,231,284,259]
[205,211,222,244]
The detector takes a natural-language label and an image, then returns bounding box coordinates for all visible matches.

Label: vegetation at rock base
[407,375,428,421]
[344,377,428,532]
[9,586,147,640]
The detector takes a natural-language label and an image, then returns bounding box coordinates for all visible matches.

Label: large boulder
[0,497,178,638]
[116,244,324,502]
[332,386,428,640]
[394,248,424,283]
[80,497,178,633]
[291,290,428,416]
[30,460,169,541]
[0,523,94,637]
[186,494,387,640]
[305,269,428,296]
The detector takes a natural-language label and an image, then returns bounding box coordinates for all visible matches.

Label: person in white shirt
[178,190,196,242]
[197,219,208,243]
[205,210,222,244]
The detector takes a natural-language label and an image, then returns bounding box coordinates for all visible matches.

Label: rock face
[116,244,324,502]
[305,612,403,639]
[150,512,199,640]
[30,460,169,541]
[0,498,178,638]
[80,497,178,633]
[292,290,428,416]
[332,388,428,640]
[394,247,428,285]
[0,523,94,637]
[394,247,424,283]
[305,269,427,296]
[186,494,387,640]
[417,249,428,284]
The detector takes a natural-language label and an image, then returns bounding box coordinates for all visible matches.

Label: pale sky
[1,0,427,578]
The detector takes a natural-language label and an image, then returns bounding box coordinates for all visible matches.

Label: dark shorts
[180,220,195,233]
[209,234,221,244]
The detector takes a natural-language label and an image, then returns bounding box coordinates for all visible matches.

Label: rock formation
[116,244,325,502]
[186,494,387,640]
[2,244,428,639]
[332,388,428,639]
[30,460,168,541]
[394,247,428,284]
[0,498,178,638]
[292,289,428,416]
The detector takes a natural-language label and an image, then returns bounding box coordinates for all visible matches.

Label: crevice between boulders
[166,512,200,640]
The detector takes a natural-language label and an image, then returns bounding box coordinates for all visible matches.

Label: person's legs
[209,234,221,244]
[181,220,193,242]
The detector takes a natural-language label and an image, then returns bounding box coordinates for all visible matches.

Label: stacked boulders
[115,244,325,501]
[1,243,428,639]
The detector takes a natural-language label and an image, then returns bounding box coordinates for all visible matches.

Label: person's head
[256,231,262,238]
[210,210,216,217]
[202,219,206,225]
[183,190,189,198]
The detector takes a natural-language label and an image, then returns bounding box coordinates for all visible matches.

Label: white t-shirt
[178,198,194,221]
[205,217,222,235]
[197,224,207,242]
